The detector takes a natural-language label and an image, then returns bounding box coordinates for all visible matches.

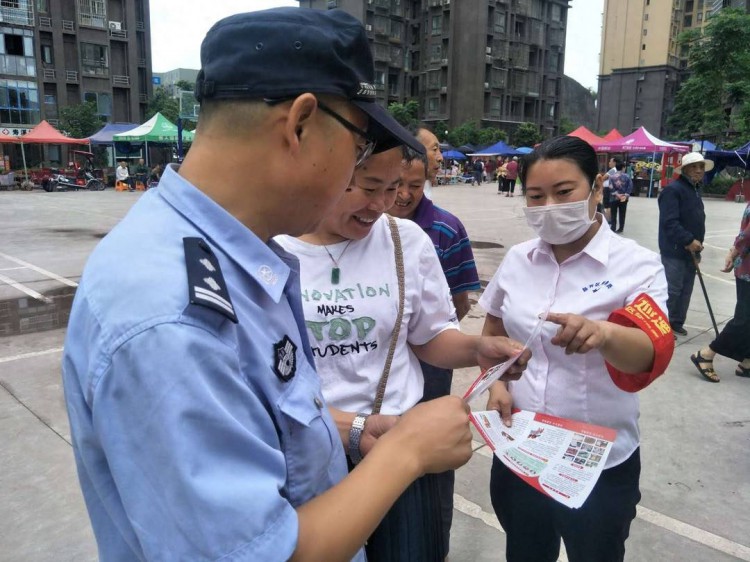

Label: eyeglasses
[265,97,376,167]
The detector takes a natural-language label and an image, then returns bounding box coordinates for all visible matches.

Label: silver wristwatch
[348,413,370,465]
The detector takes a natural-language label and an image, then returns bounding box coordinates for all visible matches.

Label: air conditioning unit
[108,21,122,31]
[443,0,450,4]
[486,47,492,54]
[441,58,448,65]
[440,86,447,93]
[365,24,373,31]
[484,82,490,88]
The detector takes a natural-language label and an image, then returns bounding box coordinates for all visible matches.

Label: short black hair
[519,136,598,186]
[401,145,428,168]
[614,159,625,171]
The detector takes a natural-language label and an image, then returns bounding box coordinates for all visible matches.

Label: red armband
[606,293,674,392]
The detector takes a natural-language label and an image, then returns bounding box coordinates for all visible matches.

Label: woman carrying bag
[277,145,528,562]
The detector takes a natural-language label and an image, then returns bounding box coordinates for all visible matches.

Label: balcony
[109,29,128,40]
[112,75,130,87]
[65,70,78,82]
[43,68,56,81]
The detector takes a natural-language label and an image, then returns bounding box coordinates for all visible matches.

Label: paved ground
[0,184,748,561]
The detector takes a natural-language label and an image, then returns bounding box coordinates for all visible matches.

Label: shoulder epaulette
[183,237,238,323]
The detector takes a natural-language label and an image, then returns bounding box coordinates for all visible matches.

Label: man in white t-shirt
[115,160,134,191]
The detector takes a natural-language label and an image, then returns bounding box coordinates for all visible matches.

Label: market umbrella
[567,126,604,146]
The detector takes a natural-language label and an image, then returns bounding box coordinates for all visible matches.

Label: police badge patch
[273,335,297,382]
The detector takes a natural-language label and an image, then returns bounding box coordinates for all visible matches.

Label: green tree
[475,127,508,147]
[669,9,750,144]
[146,86,180,124]
[511,122,543,147]
[387,100,419,127]
[174,80,194,93]
[59,100,103,138]
[446,120,480,147]
[559,116,577,135]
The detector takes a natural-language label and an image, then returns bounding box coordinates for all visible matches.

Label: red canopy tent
[16,120,89,180]
[601,128,623,142]
[20,120,90,144]
[593,127,689,153]
[0,132,20,143]
[567,126,604,146]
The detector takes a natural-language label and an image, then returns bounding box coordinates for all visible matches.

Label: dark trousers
[710,278,750,362]
[661,256,696,329]
[420,361,455,556]
[505,177,516,194]
[490,449,641,562]
[610,200,628,230]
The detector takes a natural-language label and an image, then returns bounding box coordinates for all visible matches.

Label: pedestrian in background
[609,158,633,233]
[691,201,750,382]
[504,156,519,197]
[657,152,711,337]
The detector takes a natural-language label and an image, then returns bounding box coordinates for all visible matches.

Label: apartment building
[597,0,746,137]
[298,0,570,136]
[0,0,152,140]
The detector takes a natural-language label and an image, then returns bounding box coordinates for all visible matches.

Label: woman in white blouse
[480,136,673,562]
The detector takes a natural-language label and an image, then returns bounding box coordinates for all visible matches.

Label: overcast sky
[150,0,604,91]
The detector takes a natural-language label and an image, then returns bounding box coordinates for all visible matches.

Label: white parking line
[699,271,735,285]
[0,347,63,364]
[0,251,78,287]
[467,441,750,559]
[0,272,52,303]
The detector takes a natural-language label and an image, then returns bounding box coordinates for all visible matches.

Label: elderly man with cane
[657,152,712,339]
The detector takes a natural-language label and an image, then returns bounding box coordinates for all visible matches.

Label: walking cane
[691,252,720,338]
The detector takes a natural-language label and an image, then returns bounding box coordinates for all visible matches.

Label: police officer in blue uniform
[62,9,480,562]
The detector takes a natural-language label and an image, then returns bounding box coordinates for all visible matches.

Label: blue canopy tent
[467,140,520,156]
[88,123,141,165]
[88,123,140,144]
[515,146,534,154]
[443,149,466,160]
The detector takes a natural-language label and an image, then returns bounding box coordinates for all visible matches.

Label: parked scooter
[44,151,105,192]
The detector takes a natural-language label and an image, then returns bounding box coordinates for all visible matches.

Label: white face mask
[523,189,595,245]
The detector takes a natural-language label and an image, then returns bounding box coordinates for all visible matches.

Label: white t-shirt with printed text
[277,216,458,415]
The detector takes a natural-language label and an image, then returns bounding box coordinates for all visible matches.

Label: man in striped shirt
[389,130,481,558]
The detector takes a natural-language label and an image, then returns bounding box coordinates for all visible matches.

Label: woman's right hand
[486,381,513,427]
[722,249,738,273]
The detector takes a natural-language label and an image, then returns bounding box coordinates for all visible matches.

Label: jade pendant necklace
[323,240,354,285]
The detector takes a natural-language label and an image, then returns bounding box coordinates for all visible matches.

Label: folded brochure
[470,409,617,509]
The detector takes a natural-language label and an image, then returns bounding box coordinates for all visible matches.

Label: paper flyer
[463,313,547,404]
[470,409,617,509]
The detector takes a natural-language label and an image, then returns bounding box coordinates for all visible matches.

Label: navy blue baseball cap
[195,7,424,155]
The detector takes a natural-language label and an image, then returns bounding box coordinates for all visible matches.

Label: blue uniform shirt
[63,165,361,561]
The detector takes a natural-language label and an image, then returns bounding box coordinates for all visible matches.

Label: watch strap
[348,413,369,465]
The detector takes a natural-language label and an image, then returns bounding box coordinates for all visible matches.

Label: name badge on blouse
[273,335,297,382]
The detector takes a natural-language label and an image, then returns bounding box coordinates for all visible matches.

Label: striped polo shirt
[411,196,481,295]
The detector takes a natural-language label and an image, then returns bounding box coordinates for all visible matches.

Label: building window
[495,12,506,33]
[642,44,646,50]
[36,0,48,11]
[77,0,106,28]
[373,15,389,35]
[643,29,647,35]
[43,91,56,118]
[0,79,40,125]
[0,0,33,26]
[0,29,36,78]
[84,91,111,116]
[644,13,649,21]
[428,70,440,88]
[390,20,403,40]
[490,96,501,115]
[374,70,385,91]
[551,4,562,22]
[41,44,52,64]
[80,43,108,76]
[428,97,438,113]
[431,15,442,36]
[430,43,442,62]
[697,12,703,22]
